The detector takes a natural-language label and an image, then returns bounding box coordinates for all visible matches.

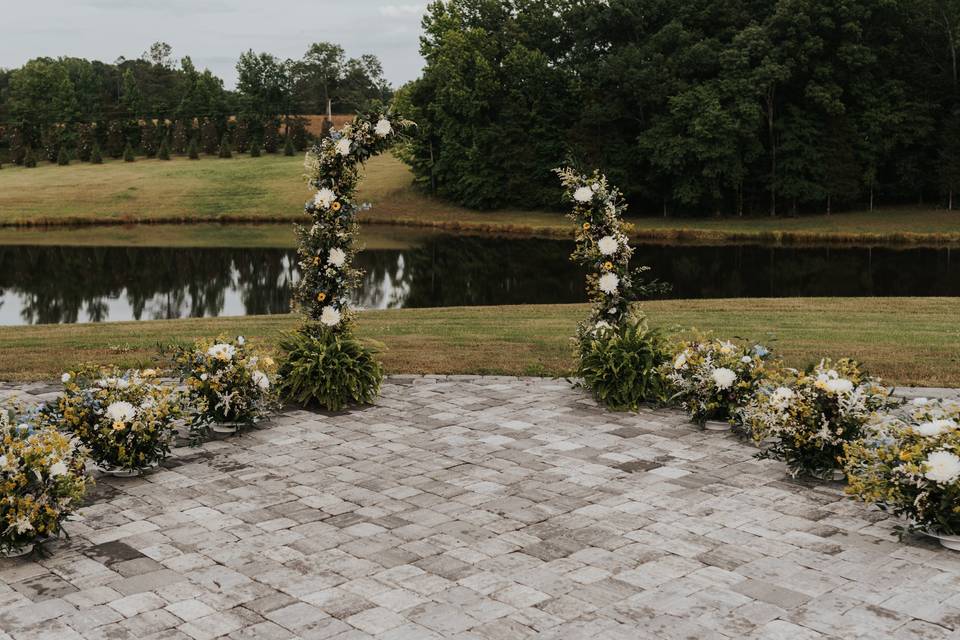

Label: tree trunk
[827,194,831,215]
[950,189,954,211]
[767,88,777,217]
[869,186,874,211]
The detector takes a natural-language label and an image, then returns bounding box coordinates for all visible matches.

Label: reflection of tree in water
[0,246,298,324]
[0,240,957,325]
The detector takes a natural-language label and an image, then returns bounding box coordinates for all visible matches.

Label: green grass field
[1,154,958,244]
[2,299,957,387]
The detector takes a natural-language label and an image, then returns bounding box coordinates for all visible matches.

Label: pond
[0,227,957,325]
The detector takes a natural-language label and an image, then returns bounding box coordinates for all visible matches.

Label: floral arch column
[278,112,411,411]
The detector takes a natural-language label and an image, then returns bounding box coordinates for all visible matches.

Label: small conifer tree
[158,137,171,160]
[218,133,232,158]
[123,142,136,162]
[249,138,262,157]
[57,146,70,166]
[91,143,103,164]
[24,147,37,168]
[283,134,295,156]
[188,137,200,159]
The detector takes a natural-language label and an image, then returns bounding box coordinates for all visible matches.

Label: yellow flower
[582,222,591,231]
[317,292,327,302]
[603,261,613,271]
[112,421,126,431]
[313,256,320,266]
[331,201,342,212]
[263,357,275,367]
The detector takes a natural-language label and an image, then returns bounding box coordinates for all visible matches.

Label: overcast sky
[0,1,428,88]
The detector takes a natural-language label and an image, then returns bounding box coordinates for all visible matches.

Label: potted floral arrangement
[176,335,277,439]
[741,358,895,479]
[1,406,89,557]
[42,369,181,477]
[666,338,774,430]
[845,398,960,550]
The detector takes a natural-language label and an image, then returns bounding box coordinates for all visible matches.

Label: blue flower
[752,345,770,358]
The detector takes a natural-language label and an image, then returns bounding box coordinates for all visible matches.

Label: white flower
[718,340,735,355]
[13,516,33,534]
[252,370,270,390]
[711,367,737,390]
[105,401,136,424]
[597,236,618,256]
[320,306,342,327]
[592,321,612,334]
[327,247,347,268]
[335,138,352,156]
[207,343,236,362]
[824,378,854,395]
[924,450,960,484]
[374,118,393,137]
[673,352,688,370]
[0,455,8,469]
[598,273,619,294]
[591,183,600,192]
[200,373,209,381]
[49,461,68,477]
[914,419,957,437]
[237,336,245,346]
[912,397,930,406]
[770,386,795,410]
[61,373,71,383]
[741,356,753,364]
[314,188,337,209]
[573,186,593,203]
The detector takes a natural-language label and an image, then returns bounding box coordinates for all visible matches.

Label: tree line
[396,0,960,215]
[0,41,392,165]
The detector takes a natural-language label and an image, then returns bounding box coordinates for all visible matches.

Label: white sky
[0,1,428,88]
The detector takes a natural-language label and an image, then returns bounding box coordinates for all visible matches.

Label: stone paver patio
[2,376,960,640]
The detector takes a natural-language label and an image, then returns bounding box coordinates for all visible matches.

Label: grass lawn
[1,298,957,387]
[1,154,958,244]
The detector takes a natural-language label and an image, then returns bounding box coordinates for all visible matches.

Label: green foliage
[123,142,135,162]
[56,146,69,166]
[157,137,171,160]
[90,142,103,165]
[249,138,261,157]
[218,133,232,158]
[263,123,280,153]
[283,134,294,156]
[187,137,199,159]
[200,119,219,155]
[23,147,37,168]
[277,325,383,411]
[576,318,671,411]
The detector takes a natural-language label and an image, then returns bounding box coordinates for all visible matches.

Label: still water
[0,231,957,325]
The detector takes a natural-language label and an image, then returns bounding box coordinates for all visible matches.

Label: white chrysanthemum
[251,370,270,390]
[105,401,136,424]
[741,356,753,364]
[237,336,245,346]
[49,460,68,477]
[61,372,71,383]
[824,378,854,395]
[573,186,593,203]
[770,386,795,410]
[335,138,352,156]
[914,419,957,437]
[327,247,347,267]
[924,450,960,484]
[320,306,342,327]
[598,272,619,294]
[314,188,336,209]
[673,352,688,370]
[711,367,737,390]
[597,236,618,256]
[207,343,236,362]
[374,118,393,137]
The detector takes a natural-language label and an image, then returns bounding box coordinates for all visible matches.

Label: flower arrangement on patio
[845,398,960,548]
[667,338,775,429]
[555,167,670,410]
[0,406,88,557]
[42,369,181,476]
[742,359,895,479]
[278,111,410,410]
[176,336,277,439]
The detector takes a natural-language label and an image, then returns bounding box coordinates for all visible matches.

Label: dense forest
[396,0,960,216]
[0,42,392,163]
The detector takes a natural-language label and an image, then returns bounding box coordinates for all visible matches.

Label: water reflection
[0,236,957,325]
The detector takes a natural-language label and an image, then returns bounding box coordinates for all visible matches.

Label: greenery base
[278,324,384,412]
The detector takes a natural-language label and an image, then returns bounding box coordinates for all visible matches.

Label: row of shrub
[580,326,960,546]
[0,117,310,167]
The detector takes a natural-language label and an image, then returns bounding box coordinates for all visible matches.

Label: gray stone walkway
[2,376,960,640]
